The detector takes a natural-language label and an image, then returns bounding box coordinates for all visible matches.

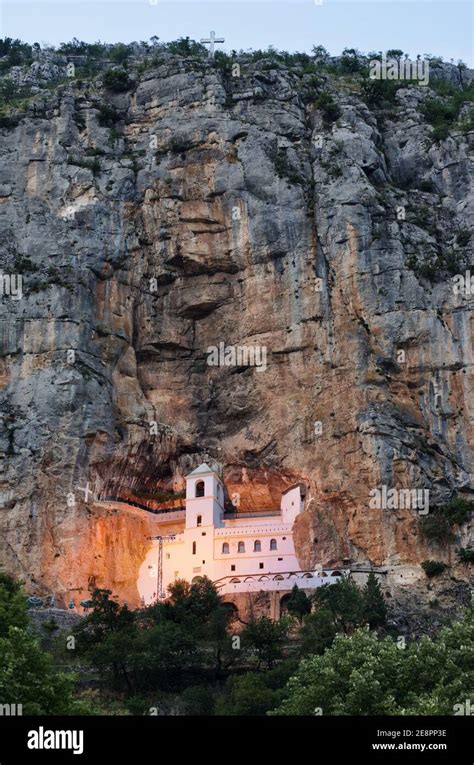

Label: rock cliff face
[0,50,473,606]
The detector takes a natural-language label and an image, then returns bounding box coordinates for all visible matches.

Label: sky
[0,0,472,66]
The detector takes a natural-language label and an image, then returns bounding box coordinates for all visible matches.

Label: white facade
[138,463,341,603]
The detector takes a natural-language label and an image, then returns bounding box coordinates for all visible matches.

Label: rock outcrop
[0,48,473,606]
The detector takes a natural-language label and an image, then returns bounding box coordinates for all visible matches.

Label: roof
[281,482,307,497]
[187,463,217,477]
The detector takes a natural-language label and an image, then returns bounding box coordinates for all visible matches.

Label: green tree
[271,609,474,715]
[298,607,338,656]
[362,572,387,629]
[110,44,130,65]
[386,49,404,60]
[242,616,288,669]
[0,626,75,714]
[165,37,207,57]
[216,672,281,716]
[286,585,312,623]
[73,588,138,693]
[312,576,365,633]
[0,573,28,636]
[0,576,75,714]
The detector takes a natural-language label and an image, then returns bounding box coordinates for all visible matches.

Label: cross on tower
[200,30,225,58]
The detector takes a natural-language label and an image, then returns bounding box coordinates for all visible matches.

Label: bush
[440,497,474,526]
[418,179,435,192]
[420,513,454,544]
[339,48,364,73]
[181,685,216,715]
[110,44,130,66]
[432,123,449,142]
[97,102,119,127]
[67,155,101,176]
[58,38,106,58]
[103,69,131,93]
[361,78,402,107]
[456,228,471,247]
[0,38,32,71]
[420,499,473,543]
[215,673,280,716]
[274,151,305,186]
[421,560,448,577]
[422,83,474,141]
[458,547,474,563]
[422,98,457,127]
[459,108,474,133]
[169,136,194,154]
[165,37,207,57]
[315,91,341,125]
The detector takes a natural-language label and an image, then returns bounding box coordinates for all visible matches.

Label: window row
[222,539,277,554]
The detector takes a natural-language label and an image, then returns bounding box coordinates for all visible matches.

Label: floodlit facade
[138,463,343,603]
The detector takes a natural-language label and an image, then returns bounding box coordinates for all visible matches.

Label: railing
[97,497,185,517]
[223,510,281,520]
[213,569,348,588]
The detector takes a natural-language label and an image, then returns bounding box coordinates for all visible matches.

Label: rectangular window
[201,532,206,536]
[231,565,236,572]
[259,563,264,570]
[192,542,196,555]
[278,557,283,561]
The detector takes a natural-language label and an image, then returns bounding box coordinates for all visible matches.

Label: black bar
[0,715,471,763]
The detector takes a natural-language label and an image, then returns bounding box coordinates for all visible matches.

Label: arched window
[270,538,277,550]
[195,480,205,498]
[237,541,245,553]
[230,578,241,584]
[197,514,202,527]
[222,542,230,554]
[274,574,284,580]
[253,540,261,552]
[192,542,196,555]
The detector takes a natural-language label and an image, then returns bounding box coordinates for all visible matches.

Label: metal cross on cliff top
[200,30,225,58]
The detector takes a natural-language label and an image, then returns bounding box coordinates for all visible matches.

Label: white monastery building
[138,464,343,604]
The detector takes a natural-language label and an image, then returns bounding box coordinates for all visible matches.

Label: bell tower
[185,463,224,529]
